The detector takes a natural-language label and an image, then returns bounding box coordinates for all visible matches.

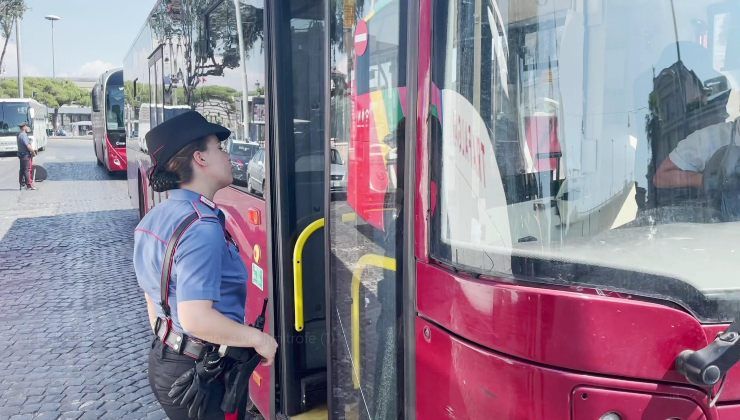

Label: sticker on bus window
[252,263,263,291]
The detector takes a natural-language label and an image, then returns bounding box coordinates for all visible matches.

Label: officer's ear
[192,150,208,168]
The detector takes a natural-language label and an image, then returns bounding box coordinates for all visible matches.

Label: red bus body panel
[214,188,272,419]
[105,136,127,172]
[416,318,711,419]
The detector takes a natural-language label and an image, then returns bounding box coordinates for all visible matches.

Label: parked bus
[0,98,48,154]
[92,68,127,172]
[127,0,740,418]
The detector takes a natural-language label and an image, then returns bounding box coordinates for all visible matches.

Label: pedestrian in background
[17,122,36,190]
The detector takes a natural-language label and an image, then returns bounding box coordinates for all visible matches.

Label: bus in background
[92,68,126,173]
[0,98,48,154]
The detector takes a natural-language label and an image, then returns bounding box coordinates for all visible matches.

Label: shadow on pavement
[0,208,162,418]
[38,162,128,182]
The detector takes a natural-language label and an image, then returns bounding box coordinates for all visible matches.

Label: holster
[220,350,263,413]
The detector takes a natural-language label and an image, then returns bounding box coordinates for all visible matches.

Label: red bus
[128,0,740,418]
[92,68,127,173]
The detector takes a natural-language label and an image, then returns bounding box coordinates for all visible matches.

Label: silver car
[246,148,346,196]
[247,148,266,196]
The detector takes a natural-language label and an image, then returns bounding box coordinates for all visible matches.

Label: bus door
[327,0,409,418]
[267,0,329,417]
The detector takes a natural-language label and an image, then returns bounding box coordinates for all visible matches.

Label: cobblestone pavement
[0,139,167,419]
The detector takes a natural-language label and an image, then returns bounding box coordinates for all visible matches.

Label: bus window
[328,0,407,418]
[106,85,125,131]
[0,103,30,135]
[429,0,740,323]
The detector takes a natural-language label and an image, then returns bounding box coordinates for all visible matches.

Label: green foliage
[149,0,264,106]
[124,80,150,112]
[0,0,27,37]
[0,0,27,73]
[0,77,92,108]
[193,85,238,106]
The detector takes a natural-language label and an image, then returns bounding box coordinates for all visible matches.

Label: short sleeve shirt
[669,120,738,172]
[17,132,31,156]
[133,189,248,334]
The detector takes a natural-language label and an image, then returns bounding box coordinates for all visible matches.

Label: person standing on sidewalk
[17,122,36,191]
[134,111,277,419]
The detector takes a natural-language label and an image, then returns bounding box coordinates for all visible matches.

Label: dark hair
[149,136,210,192]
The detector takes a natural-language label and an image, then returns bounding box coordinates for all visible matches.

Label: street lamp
[44,15,61,78]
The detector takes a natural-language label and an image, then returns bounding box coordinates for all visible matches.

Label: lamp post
[16,17,23,97]
[44,15,61,78]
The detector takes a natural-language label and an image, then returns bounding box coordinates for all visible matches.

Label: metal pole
[51,20,56,78]
[670,0,681,62]
[15,17,23,98]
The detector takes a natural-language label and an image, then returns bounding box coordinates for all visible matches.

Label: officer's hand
[254,332,277,366]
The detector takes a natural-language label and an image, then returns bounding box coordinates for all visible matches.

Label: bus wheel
[138,178,146,219]
[95,144,102,166]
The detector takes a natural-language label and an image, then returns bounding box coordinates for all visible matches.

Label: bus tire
[95,143,102,166]
[138,176,146,219]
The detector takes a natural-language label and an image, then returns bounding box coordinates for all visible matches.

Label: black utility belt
[155,318,211,360]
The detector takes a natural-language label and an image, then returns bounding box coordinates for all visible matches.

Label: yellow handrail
[293,218,325,332]
[351,254,396,389]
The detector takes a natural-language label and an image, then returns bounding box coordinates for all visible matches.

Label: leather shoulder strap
[160,212,200,317]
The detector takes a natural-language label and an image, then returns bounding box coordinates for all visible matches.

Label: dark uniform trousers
[19,155,33,188]
[148,338,228,420]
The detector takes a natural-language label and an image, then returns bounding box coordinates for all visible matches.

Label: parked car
[229,141,260,186]
[329,147,347,192]
[245,147,346,197]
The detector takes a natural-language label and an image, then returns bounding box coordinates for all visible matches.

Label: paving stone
[78,400,104,412]
[0,406,21,417]
[0,142,166,419]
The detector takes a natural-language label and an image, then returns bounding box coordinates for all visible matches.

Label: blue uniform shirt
[134,189,248,334]
[17,132,31,157]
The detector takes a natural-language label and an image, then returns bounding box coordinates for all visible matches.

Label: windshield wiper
[676,319,740,403]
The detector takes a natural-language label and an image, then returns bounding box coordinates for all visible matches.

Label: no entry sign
[355,19,368,57]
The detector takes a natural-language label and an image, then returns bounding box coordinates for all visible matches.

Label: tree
[0,77,92,129]
[0,0,27,75]
[149,0,264,107]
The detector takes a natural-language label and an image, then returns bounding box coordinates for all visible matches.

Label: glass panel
[271,1,327,414]
[429,0,740,322]
[106,85,125,131]
[0,103,30,135]
[230,0,266,194]
[328,0,406,418]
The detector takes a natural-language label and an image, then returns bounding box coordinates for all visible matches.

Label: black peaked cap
[145,110,230,171]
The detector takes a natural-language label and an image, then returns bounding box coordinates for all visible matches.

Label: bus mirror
[92,88,101,112]
[28,108,35,119]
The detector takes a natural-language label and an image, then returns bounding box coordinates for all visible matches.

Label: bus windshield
[430,0,740,323]
[0,103,31,135]
[106,84,125,131]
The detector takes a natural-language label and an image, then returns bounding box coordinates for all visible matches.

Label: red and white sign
[354,19,368,57]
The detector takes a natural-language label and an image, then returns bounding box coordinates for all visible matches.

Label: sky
[2,0,154,78]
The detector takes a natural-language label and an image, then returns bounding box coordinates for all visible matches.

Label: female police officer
[133,111,277,419]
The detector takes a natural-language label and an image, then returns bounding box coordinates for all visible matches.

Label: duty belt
[155,318,209,360]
